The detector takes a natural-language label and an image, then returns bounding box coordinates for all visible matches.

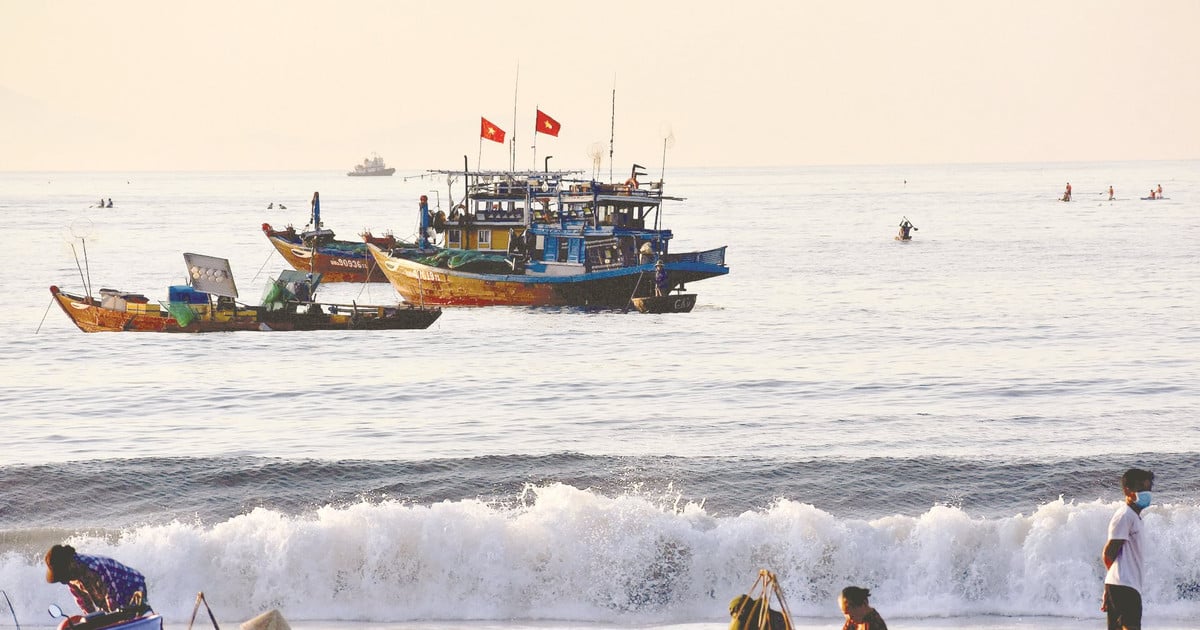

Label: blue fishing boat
[368,165,728,307]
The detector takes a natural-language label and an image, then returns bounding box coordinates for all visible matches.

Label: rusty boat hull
[262,225,391,283]
[368,244,726,308]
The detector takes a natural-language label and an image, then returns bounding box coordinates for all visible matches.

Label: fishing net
[167,302,195,327]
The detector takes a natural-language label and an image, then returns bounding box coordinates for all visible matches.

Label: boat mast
[609,76,616,183]
[510,63,520,172]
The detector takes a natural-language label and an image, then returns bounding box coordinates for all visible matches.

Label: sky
[3,0,1199,171]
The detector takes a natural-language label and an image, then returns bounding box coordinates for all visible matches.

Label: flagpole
[478,136,483,171]
[531,105,538,170]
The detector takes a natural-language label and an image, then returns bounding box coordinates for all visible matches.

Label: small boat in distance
[51,252,440,333]
[347,153,395,176]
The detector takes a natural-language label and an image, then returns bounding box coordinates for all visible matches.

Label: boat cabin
[425,168,678,271]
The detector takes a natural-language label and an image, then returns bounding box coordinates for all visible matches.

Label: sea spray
[2,486,1198,624]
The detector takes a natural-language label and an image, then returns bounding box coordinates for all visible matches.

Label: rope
[36,295,56,334]
[1,590,20,630]
[622,270,645,313]
[252,249,278,282]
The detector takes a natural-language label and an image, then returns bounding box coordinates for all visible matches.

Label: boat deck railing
[669,246,727,267]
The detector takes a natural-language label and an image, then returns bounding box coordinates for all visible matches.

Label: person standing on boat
[1102,468,1154,630]
[45,544,148,615]
[654,259,668,297]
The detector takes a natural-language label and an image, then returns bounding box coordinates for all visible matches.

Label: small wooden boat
[49,603,161,630]
[262,192,405,283]
[51,253,440,333]
[631,293,697,313]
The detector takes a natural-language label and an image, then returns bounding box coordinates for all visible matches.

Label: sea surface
[1,163,1198,629]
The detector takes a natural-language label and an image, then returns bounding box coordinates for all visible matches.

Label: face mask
[1134,491,1152,509]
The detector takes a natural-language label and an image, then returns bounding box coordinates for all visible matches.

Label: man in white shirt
[1102,468,1155,630]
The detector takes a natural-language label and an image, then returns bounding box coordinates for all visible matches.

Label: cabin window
[478,229,491,246]
[557,239,570,263]
[448,229,462,247]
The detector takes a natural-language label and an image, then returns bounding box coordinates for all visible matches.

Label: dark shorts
[1105,584,1142,630]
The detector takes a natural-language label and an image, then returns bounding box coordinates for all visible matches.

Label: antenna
[657,123,675,232]
[587,142,605,180]
[608,76,616,182]
[69,218,95,299]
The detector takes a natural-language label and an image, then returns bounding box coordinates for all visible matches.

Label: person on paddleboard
[1108,186,1115,201]
[45,544,149,615]
[897,218,915,240]
[1062,182,1072,202]
[1156,184,1163,198]
[839,586,888,630]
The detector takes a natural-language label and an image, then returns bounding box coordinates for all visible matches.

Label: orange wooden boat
[51,253,440,333]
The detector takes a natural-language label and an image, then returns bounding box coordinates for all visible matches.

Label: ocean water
[0,163,1198,630]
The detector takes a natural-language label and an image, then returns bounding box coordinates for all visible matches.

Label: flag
[480,117,506,144]
[535,109,561,137]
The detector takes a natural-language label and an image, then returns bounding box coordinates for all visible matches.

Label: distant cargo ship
[347,153,395,176]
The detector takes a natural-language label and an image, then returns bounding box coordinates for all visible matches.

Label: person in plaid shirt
[44,544,148,614]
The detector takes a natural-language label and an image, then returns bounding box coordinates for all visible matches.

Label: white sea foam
[3,487,1198,625]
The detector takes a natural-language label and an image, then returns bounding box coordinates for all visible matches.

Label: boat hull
[263,226,388,283]
[369,244,727,307]
[632,293,697,313]
[66,611,162,630]
[50,286,440,333]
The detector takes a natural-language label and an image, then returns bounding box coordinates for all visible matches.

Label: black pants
[1105,584,1142,630]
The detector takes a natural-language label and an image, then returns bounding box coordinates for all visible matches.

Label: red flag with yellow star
[480,117,506,144]
[535,109,561,137]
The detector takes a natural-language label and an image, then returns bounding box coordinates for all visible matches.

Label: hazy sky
[3,1,1198,171]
